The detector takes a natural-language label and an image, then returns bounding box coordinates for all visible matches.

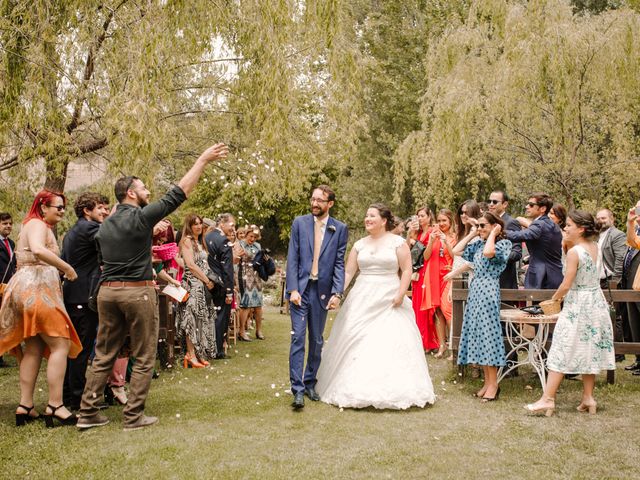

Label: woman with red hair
[0,190,82,427]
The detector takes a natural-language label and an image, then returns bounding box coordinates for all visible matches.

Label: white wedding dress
[316,233,436,409]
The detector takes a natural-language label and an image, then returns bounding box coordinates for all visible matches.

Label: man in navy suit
[506,193,563,289]
[205,213,236,359]
[61,193,109,409]
[0,212,16,368]
[286,185,348,409]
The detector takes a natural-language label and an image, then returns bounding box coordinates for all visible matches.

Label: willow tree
[186,0,368,239]
[0,0,237,205]
[395,0,640,220]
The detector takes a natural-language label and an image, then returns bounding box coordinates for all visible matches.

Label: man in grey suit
[596,208,628,362]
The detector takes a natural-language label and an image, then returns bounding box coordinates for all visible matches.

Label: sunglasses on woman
[47,205,65,212]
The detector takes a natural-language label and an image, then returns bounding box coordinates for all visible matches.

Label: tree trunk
[43,158,69,193]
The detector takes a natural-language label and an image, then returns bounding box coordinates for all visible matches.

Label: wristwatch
[333,293,343,300]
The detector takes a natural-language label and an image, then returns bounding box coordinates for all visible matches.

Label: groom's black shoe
[292,392,305,409]
[304,387,320,402]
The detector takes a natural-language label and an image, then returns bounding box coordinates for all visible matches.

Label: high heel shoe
[576,402,597,414]
[44,404,77,428]
[524,397,555,417]
[183,354,205,369]
[434,344,448,359]
[199,359,210,366]
[15,404,40,426]
[481,386,501,403]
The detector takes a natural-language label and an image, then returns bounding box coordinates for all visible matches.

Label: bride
[316,203,435,409]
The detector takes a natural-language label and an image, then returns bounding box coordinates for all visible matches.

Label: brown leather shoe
[123,415,158,431]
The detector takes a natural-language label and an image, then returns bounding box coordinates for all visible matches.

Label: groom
[286,185,348,409]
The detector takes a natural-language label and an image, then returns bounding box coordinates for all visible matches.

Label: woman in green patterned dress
[525,210,615,416]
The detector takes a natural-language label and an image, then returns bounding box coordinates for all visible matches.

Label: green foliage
[395,0,640,223]
[2,1,640,240]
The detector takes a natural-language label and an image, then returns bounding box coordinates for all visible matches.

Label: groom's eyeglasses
[310,198,329,204]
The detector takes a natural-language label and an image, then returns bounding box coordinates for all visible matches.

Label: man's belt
[102,280,155,287]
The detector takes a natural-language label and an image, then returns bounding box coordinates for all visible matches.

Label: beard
[311,205,326,217]
[135,193,150,207]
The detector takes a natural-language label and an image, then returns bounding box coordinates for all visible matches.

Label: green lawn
[1,307,639,479]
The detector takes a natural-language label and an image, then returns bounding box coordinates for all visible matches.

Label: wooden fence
[451,279,640,384]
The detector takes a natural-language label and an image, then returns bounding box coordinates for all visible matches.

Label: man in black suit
[0,212,16,368]
[622,200,640,374]
[61,193,109,409]
[205,213,236,359]
[488,191,522,289]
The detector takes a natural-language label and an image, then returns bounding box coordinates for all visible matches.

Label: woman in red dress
[407,206,438,352]
[421,209,457,358]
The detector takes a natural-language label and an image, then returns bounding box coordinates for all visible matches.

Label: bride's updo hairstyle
[369,203,397,231]
[568,210,601,240]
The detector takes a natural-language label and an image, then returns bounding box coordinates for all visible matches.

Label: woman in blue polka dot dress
[453,212,512,402]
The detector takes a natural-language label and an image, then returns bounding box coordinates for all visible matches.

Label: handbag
[253,249,276,281]
[410,240,426,272]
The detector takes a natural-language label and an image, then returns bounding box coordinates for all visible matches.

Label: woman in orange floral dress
[0,190,82,427]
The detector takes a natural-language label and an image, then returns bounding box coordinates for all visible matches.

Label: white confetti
[245,354,250,358]
[275,393,280,397]
[176,413,181,418]
[339,408,344,412]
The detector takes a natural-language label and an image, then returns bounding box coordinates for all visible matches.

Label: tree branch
[67,1,127,134]
[159,109,242,121]
[494,117,546,164]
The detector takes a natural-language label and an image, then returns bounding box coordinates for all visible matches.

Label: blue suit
[286,214,348,395]
[507,214,563,289]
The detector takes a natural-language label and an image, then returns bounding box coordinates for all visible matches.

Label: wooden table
[498,309,559,388]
